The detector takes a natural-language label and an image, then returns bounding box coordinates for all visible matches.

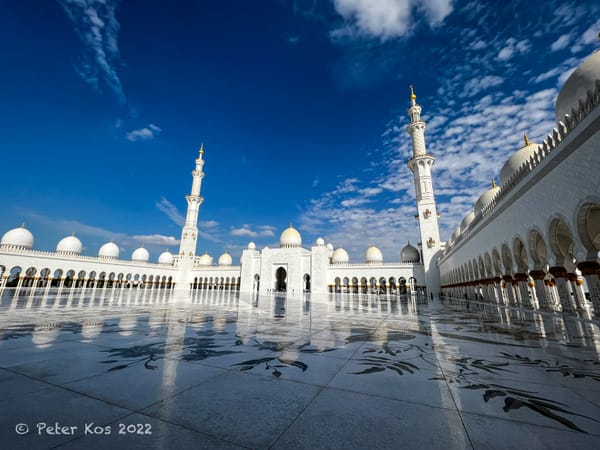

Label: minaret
[406,86,441,295]
[176,145,205,288]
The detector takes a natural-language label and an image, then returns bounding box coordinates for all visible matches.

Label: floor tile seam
[129,410,254,449]
[459,409,600,437]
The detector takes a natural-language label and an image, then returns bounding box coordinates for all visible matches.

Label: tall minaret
[406,86,441,295]
[176,145,205,288]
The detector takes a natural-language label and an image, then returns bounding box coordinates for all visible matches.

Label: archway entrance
[275,267,287,292]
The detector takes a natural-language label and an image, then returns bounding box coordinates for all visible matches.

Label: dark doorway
[275,267,287,292]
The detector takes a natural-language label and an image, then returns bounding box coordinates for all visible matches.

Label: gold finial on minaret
[409,85,416,101]
[199,143,204,155]
[491,178,497,188]
[523,134,530,146]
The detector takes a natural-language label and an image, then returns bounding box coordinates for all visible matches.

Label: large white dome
[280,225,302,248]
[198,252,213,266]
[365,245,383,264]
[331,247,349,264]
[400,242,420,263]
[98,241,119,259]
[1,225,34,250]
[499,138,539,186]
[131,247,150,262]
[56,234,82,255]
[158,251,174,265]
[474,183,501,215]
[218,252,232,266]
[555,49,600,124]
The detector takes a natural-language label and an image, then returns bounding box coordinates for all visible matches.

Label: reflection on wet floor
[1,288,600,449]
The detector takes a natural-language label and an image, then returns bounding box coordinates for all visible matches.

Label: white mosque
[1,44,599,316]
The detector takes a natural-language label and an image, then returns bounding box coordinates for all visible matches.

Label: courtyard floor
[1,289,599,449]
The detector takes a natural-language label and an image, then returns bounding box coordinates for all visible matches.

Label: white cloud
[551,33,572,52]
[570,18,600,53]
[231,224,275,238]
[463,75,504,97]
[126,123,162,142]
[156,197,184,226]
[496,37,530,61]
[58,0,125,104]
[330,0,453,41]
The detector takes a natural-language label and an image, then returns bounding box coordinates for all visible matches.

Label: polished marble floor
[1,288,599,449]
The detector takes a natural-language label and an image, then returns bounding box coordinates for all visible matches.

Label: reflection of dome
[500,138,538,185]
[365,245,383,264]
[316,237,325,246]
[218,252,232,266]
[131,246,149,262]
[198,252,213,266]
[331,247,349,264]
[98,242,119,259]
[401,242,420,263]
[555,50,600,123]
[56,234,83,255]
[460,211,476,233]
[158,251,173,265]
[1,224,34,250]
[280,226,302,248]
[32,324,60,349]
[474,182,501,215]
[248,242,256,250]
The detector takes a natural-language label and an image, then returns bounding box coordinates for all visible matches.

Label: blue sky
[1,0,599,263]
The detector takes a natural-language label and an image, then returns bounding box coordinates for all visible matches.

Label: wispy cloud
[156,197,184,226]
[58,0,125,104]
[126,124,161,142]
[330,0,454,41]
[231,224,276,238]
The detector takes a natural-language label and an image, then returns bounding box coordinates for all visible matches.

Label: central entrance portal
[275,267,287,292]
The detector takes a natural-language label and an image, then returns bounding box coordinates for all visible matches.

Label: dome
[1,224,34,250]
[401,242,420,263]
[158,251,174,265]
[98,241,119,259]
[56,234,82,255]
[315,237,325,246]
[218,252,232,266]
[451,227,461,241]
[248,242,256,250]
[198,252,213,266]
[474,182,501,215]
[280,225,302,248]
[555,49,600,123]
[460,211,476,233]
[131,246,149,262]
[499,138,539,185]
[326,243,334,251]
[331,247,349,264]
[365,245,383,264]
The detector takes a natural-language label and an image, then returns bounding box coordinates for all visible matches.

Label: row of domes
[331,243,420,264]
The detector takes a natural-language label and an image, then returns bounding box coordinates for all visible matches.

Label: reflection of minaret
[177,146,205,288]
[406,86,441,294]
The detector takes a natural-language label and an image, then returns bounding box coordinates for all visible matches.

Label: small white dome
[56,234,83,255]
[218,252,232,266]
[280,225,302,248]
[460,211,476,233]
[331,247,349,264]
[499,139,539,185]
[326,243,334,251]
[98,241,119,259]
[555,49,600,123]
[131,247,150,262]
[198,252,213,266]
[401,242,420,263]
[158,251,174,265]
[316,237,325,246]
[248,242,256,250]
[365,245,383,264]
[474,183,501,215]
[451,227,461,241]
[1,225,34,250]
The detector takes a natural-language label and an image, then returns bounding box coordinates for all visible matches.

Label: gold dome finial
[409,85,416,101]
[71,231,75,236]
[20,222,25,228]
[491,178,497,188]
[523,134,530,146]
